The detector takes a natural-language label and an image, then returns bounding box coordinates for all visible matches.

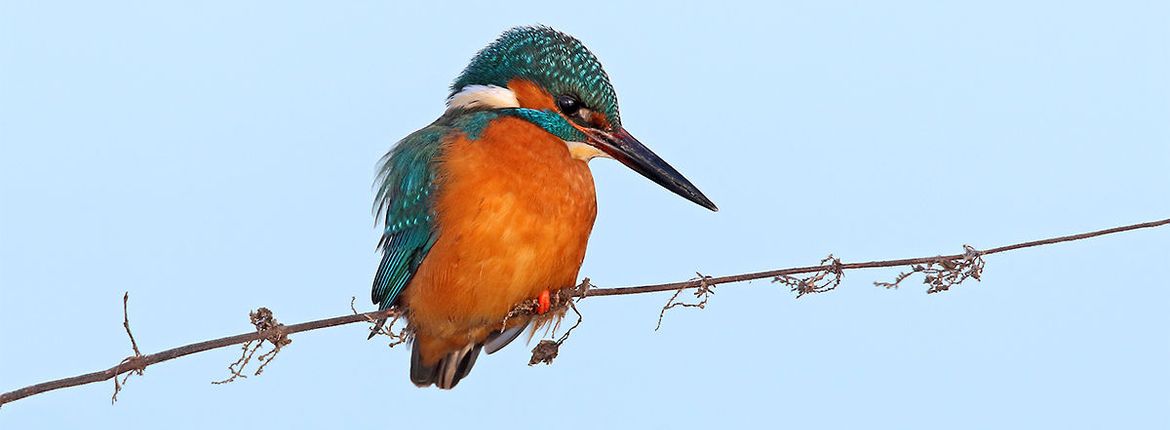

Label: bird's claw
[537,290,551,314]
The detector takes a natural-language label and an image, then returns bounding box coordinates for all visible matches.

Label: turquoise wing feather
[371,110,515,310]
[371,126,445,310]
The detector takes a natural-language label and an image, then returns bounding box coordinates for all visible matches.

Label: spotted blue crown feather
[452,25,622,128]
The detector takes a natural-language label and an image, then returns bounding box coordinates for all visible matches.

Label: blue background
[2,1,1167,428]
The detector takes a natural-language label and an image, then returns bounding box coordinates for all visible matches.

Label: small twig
[111,292,145,404]
[351,297,409,347]
[571,278,593,301]
[503,278,593,333]
[529,300,584,366]
[212,340,263,385]
[513,279,592,366]
[252,343,281,377]
[122,293,142,357]
[655,272,715,331]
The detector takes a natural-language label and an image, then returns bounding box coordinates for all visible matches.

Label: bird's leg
[536,289,551,314]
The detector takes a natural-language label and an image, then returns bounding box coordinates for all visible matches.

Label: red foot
[537,290,551,314]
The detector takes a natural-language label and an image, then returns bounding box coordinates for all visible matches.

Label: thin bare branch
[1,217,1166,406]
[584,217,1170,297]
[0,308,401,406]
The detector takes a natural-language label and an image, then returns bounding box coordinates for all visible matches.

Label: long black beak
[587,128,718,211]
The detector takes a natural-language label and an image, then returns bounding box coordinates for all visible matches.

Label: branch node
[572,278,592,300]
[212,307,291,385]
[873,245,986,293]
[111,292,146,404]
[351,297,409,347]
[774,254,845,298]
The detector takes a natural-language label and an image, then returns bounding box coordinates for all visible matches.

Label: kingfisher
[370,26,717,389]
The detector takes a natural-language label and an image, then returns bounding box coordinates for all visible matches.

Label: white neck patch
[447,85,520,110]
[448,85,609,162]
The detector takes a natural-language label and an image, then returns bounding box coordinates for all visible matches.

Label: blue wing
[371,126,446,310]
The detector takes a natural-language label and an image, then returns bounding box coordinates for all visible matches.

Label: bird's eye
[556,94,581,116]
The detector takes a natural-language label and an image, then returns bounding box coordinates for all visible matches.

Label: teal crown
[451,26,621,129]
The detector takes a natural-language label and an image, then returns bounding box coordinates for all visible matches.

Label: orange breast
[402,116,597,364]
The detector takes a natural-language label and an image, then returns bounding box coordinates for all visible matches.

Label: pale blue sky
[2,1,1168,428]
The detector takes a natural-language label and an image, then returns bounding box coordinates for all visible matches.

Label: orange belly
[402,116,597,365]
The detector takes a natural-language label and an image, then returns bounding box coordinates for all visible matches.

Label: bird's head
[447,26,717,212]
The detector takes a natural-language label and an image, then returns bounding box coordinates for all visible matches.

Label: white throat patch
[566,141,611,161]
[446,85,520,110]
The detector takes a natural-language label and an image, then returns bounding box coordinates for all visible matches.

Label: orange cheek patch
[590,113,612,130]
[507,78,557,110]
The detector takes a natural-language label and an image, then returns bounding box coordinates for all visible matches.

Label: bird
[370,25,717,389]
